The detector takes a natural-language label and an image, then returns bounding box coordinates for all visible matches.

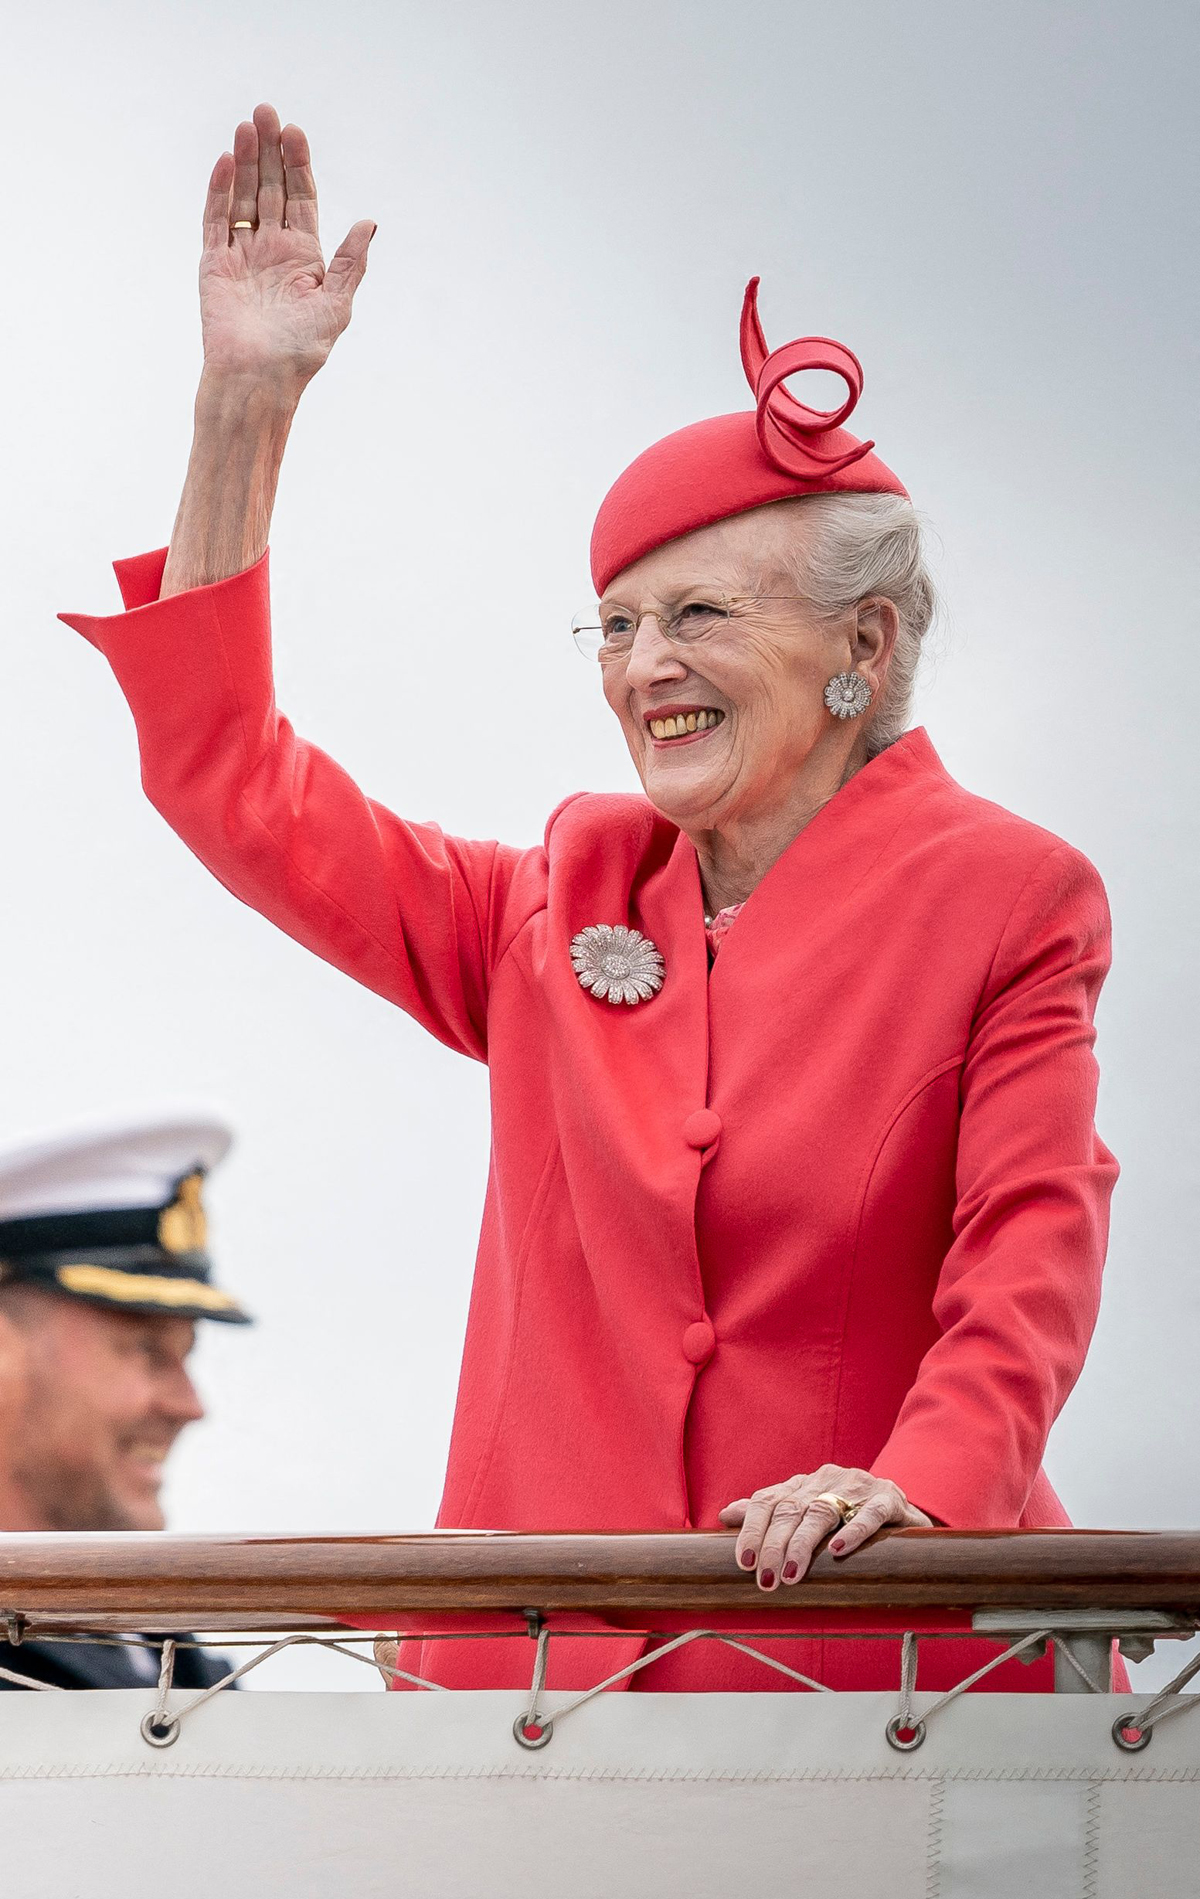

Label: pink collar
[705,902,745,959]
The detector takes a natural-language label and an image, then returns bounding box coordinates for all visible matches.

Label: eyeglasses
[570,596,812,661]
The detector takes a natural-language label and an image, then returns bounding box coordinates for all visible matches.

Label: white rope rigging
[888,1628,1053,1752]
[139,1632,447,1748]
[0,1663,62,1690]
[1050,1636,1109,1696]
[8,1617,1190,1759]
[514,1627,834,1749]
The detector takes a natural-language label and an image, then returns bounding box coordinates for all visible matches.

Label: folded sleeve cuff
[59,550,269,648]
[114,546,169,610]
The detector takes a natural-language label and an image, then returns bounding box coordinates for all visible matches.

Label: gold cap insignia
[157,1172,208,1256]
[56,1262,238,1314]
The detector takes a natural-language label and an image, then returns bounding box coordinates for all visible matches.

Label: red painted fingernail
[830,1538,845,1553]
[740,1549,757,1569]
[759,1568,776,1589]
[782,1561,798,1581]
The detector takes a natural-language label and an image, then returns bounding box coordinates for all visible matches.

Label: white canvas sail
[2,1685,1198,1897]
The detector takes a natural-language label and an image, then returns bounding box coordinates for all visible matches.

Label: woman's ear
[852,596,899,694]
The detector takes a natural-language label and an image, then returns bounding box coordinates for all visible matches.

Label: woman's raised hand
[160,105,374,596]
[199,103,374,397]
[719,1464,933,1589]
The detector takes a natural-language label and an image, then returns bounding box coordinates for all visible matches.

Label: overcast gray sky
[3,1,1197,1687]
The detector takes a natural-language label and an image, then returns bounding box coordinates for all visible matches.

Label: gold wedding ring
[813,1491,860,1524]
[231,220,254,230]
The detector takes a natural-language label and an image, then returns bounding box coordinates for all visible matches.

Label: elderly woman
[62,106,1117,1697]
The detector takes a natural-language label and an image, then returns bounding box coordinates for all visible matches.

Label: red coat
[62,552,1118,1695]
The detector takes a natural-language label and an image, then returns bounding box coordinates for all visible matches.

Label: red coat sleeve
[870,842,1119,1528]
[59,551,534,1062]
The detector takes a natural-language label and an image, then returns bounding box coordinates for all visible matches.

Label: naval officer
[0,1111,250,1690]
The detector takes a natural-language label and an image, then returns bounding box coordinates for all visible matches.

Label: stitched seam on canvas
[925,1777,945,1899]
[1082,1780,1101,1899]
[2,1763,1199,1784]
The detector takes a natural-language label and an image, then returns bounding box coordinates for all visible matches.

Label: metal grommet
[140,1711,181,1749]
[1112,1713,1153,1753]
[885,1714,927,1752]
[512,1712,554,1751]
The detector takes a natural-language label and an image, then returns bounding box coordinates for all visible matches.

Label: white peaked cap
[0,1110,234,1222]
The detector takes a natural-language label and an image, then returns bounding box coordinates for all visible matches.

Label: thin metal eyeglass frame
[570,596,815,662]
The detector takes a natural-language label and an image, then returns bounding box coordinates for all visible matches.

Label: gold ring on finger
[812,1491,857,1524]
[231,220,254,230]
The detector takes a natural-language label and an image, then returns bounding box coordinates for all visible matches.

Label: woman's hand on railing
[720,1465,933,1591]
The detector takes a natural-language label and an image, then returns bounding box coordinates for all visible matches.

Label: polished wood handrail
[2,1528,1199,1634]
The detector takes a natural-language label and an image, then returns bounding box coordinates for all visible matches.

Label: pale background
[2,1,1196,1689]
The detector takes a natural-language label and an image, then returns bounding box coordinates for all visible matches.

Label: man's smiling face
[0,1291,204,1530]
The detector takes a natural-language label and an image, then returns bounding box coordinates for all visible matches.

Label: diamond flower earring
[823,672,873,720]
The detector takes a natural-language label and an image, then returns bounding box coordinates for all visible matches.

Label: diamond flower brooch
[570,924,665,1006]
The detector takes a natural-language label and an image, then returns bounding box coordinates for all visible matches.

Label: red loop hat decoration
[590,278,908,595]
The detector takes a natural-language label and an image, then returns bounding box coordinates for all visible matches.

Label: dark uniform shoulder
[0,1635,232,1691]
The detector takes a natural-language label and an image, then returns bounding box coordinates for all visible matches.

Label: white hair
[776,493,939,757]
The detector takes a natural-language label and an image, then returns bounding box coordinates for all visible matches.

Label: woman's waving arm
[61,108,533,1060]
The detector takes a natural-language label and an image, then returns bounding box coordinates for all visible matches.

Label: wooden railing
[2,1529,1199,1634]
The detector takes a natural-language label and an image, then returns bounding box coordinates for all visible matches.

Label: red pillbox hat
[590,278,908,595]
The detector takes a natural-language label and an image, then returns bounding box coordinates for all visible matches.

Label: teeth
[648,709,724,739]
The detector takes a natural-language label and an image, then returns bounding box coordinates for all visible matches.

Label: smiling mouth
[646,708,726,742]
[120,1441,171,1482]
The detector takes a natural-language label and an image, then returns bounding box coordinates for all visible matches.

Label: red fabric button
[682,1109,722,1149]
[682,1319,716,1365]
